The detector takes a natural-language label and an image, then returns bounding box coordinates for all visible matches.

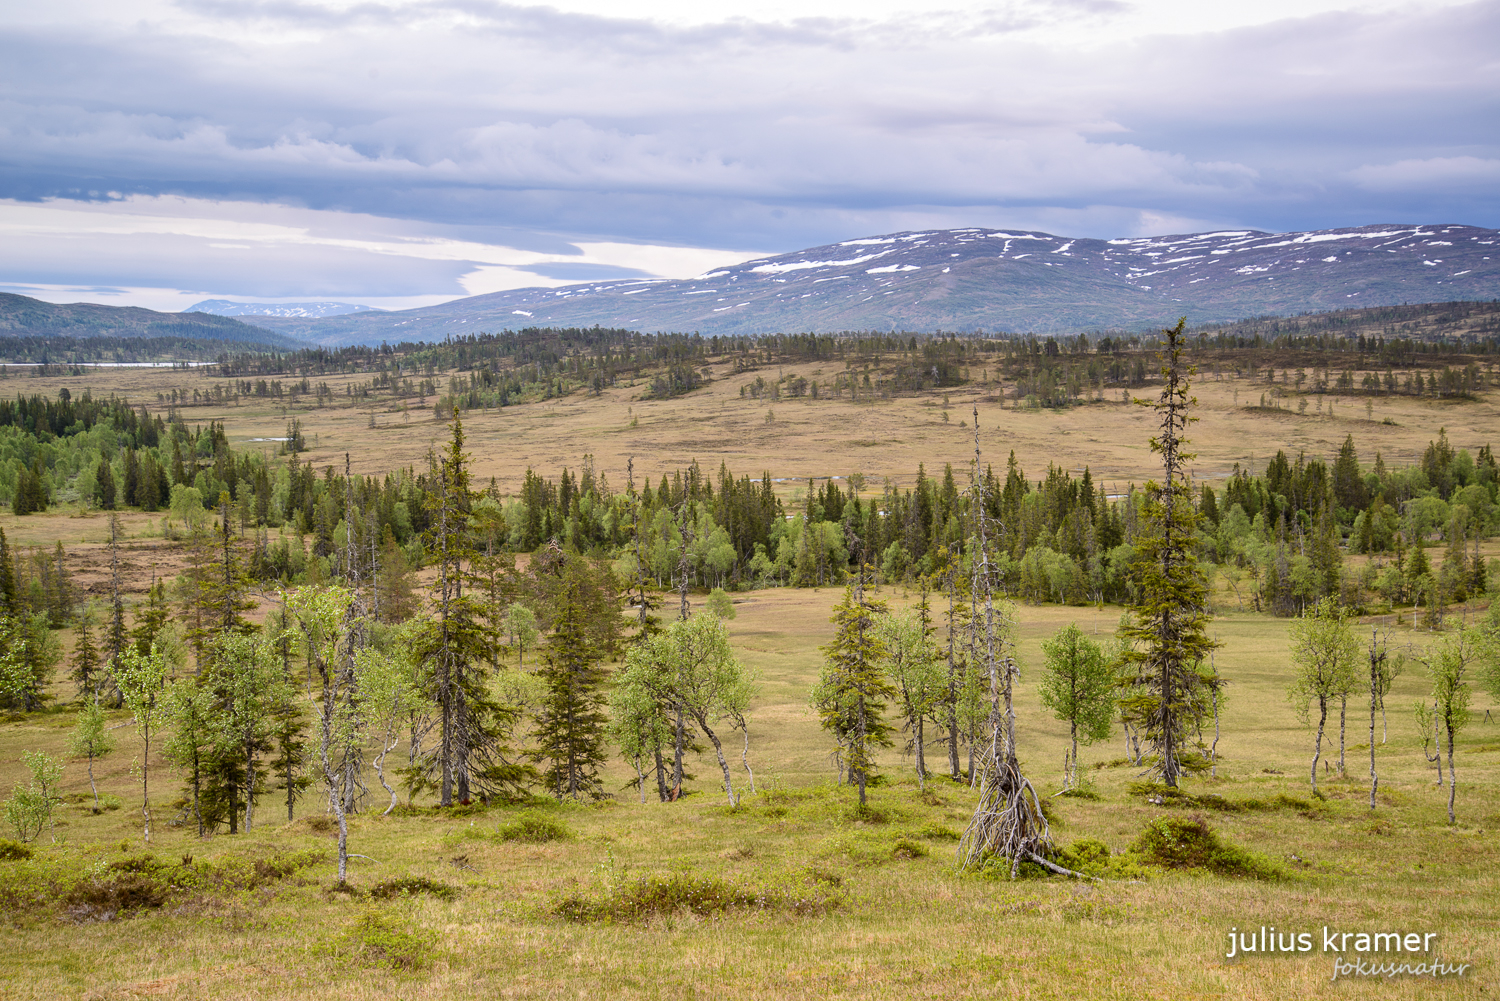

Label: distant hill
[229,223,1500,345]
[187,299,381,319]
[0,294,310,350]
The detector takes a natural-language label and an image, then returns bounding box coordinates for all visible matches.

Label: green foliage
[532,556,614,801]
[496,814,572,843]
[504,602,539,668]
[614,613,755,805]
[554,871,844,924]
[890,837,927,859]
[368,876,458,901]
[1129,815,1285,880]
[115,643,170,841]
[1117,320,1221,788]
[0,614,62,713]
[705,587,736,620]
[1287,599,1361,724]
[334,911,439,971]
[3,750,62,843]
[874,607,943,784]
[0,838,32,860]
[69,700,114,810]
[811,582,894,803]
[1286,598,1360,792]
[1039,625,1114,743]
[1039,623,1114,787]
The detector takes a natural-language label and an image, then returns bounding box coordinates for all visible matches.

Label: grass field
[1,585,1496,1000]
[14,351,1500,501]
[0,355,1496,997]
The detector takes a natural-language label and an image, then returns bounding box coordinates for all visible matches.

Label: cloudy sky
[1,0,1495,311]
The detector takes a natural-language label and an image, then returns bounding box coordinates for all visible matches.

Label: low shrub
[496,814,571,844]
[0,838,32,860]
[337,911,438,970]
[555,871,845,924]
[915,822,960,841]
[369,876,458,901]
[891,837,927,859]
[1057,787,1101,801]
[1130,816,1285,880]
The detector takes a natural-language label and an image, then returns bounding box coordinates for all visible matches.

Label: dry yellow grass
[16,353,1498,499]
[0,355,1495,998]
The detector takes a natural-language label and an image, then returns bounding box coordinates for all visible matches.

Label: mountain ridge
[230,222,1500,345]
[0,294,312,350]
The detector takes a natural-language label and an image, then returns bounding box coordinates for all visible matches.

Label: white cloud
[1348,155,1500,193]
[0,196,769,306]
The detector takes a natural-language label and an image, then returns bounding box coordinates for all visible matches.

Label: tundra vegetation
[0,313,1498,997]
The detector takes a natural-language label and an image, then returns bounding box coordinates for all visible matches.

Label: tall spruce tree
[1117,319,1221,788]
[811,554,892,807]
[532,555,612,801]
[412,415,527,805]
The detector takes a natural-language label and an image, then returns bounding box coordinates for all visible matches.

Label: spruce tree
[1118,319,1221,788]
[532,556,611,801]
[70,605,102,700]
[94,456,117,510]
[411,418,529,805]
[811,567,892,806]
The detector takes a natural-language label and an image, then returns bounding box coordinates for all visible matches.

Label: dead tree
[958,408,1072,878]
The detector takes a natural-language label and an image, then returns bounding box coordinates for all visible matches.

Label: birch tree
[69,700,114,812]
[617,614,755,806]
[284,584,361,883]
[1038,624,1114,790]
[1288,598,1360,796]
[1426,629,1476,825]
[115,644,168,844]
[875,608,943,791]
[355,628,420,816]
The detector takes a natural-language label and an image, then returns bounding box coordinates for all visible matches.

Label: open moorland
[0,324,1498,999]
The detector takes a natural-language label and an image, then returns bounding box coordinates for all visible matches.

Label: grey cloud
[0,0,1495,299]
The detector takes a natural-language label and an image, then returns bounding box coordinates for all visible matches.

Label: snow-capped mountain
[232,224,1499,344]
[187,299,380,319]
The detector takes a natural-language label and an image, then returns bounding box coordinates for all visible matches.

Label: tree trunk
[1337,694,1346,777]
[142,720,152,844]
[1310,698,1326,796]
[697,716,736,807]
[1069,719,1078,791]
[1433,703,1444,786]
[1446,724,1457,825]
[653,747,669,802]
[915,715,926,793]
[375,733,399,816]
[671,709,686,796]
[946,577,960,779]
[88,753,98,810]
[1369,644,1378,810]
[741,726,755,794]
[244,741,255,833]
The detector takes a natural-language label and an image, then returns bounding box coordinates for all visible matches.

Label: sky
[0,0,1496,311]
